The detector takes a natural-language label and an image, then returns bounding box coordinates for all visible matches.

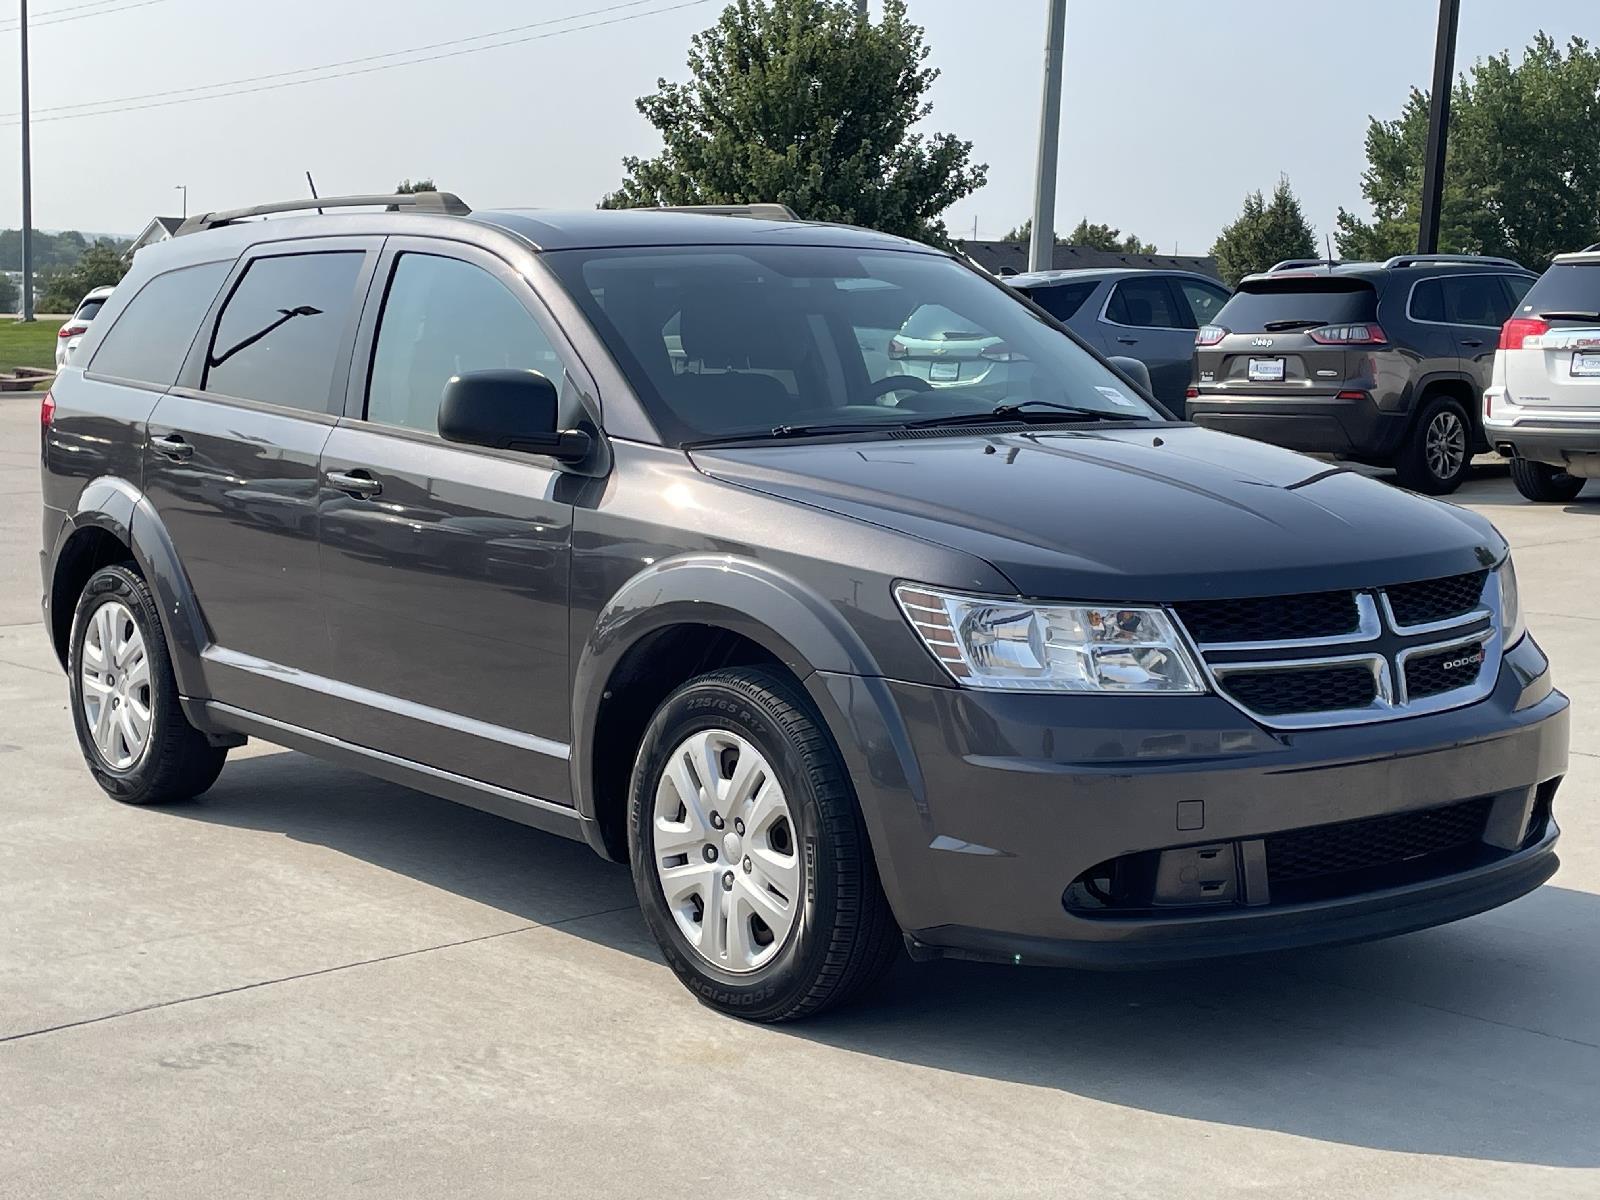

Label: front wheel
[1510,458,1586,503]
[628,667,900,1022]
[68,564,228,805]
[1395,396,1472,495]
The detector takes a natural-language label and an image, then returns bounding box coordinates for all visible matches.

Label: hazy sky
[2,0,1595,249]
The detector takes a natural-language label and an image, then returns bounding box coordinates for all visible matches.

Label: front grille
[1265,797,1493,886]
[1404,643,1487,699]
[1218,665,1376,716]
[1386,569,1488,626]
[1174,588,1360,644]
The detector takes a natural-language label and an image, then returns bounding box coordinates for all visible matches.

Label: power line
[0,0,172,31]
[4,0,675,118]
[0,0,713,126]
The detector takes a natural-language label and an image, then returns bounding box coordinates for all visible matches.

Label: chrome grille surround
[1176,571,1505,730]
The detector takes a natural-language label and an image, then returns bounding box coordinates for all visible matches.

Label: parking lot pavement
[2,393,1596,1198]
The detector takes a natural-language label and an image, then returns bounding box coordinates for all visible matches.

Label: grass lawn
[0,320,63,389]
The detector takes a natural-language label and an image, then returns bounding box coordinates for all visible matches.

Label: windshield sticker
[1095,386,1138,408]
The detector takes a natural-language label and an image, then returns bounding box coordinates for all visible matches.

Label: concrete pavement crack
[0,904,638,1047]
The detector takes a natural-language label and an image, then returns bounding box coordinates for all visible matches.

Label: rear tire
[628,667,901,1022]
[68,564,228,805]
[1394,395,1473,495]
[1510,459,1586,503]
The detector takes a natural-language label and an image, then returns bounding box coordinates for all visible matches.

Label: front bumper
[1186,391,1407,460]
[810,635,1566,967]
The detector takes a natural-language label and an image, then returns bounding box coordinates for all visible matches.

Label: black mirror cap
[438,369,591,462]
[1107,354,1152,394]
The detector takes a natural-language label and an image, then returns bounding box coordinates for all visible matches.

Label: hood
[692,425,1505,601]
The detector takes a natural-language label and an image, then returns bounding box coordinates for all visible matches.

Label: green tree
[601,0,986,245]
[0,272,17,313]
[39,242,128,313]
[395,178,438,194]
[1000,217,1157,254]
[1337,33,1600,265]
[1210,177,1317,286]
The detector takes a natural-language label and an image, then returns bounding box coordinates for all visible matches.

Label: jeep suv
[1484,246,1600,502]
[1188,256,1537,494]
[40,195,1567,1022]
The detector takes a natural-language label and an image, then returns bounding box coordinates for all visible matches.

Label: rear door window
[1106,277,1183,328]
[1410,279,1446,323]
[1214,279,1378,332]
[88,261,230,387]
[1024,281,1096,322]
[203,251,365,412]
[1440,275,1511,327]
[1518,264,1600,318]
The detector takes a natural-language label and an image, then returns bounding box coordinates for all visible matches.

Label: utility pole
[1417,0,1461,255]
[175,185,187,218]
[854,0,866,16]
[1028,0,1067,272]
[19,0,35,320]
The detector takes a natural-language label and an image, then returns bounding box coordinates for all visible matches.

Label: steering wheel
[866,375,934,402]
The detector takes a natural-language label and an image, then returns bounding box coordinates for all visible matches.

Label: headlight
[895,584,1205,693]
[1497,557,1524,647]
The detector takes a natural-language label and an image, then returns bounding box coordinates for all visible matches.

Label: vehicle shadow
[178,748,1597,1169]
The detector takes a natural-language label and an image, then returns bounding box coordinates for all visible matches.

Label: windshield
[1214,278,1377,332]
[543,245,1162,443]
[1521,263,1600,320]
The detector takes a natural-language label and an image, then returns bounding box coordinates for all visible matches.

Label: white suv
[53,286,116,371]
[1484,248,1600,502]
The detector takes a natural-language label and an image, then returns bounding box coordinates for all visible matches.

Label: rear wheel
[68,564,228,805]
[1510,459,1586,503]
[628,667,900,1022]
[1395,395,1473,495]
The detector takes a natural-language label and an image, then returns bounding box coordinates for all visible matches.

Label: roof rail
[1381,253,1522,270]
[1581,243,1600,253]
[1267,258,1340,273]
[642,203,800,221]
[175,191,471,236]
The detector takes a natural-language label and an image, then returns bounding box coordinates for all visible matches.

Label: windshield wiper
[685,400,1148,447]
[1262,318,1324,331]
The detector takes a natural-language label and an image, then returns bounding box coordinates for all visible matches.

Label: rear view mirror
[438,369,591,462]
[1107,355,1152,394]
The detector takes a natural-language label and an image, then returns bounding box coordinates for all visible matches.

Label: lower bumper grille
[1265,796,1494,888]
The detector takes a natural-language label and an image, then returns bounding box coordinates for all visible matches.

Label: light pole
[19,0,34,321]
[1417,0,1461,255]
[1028,0,1067,272]
[175,185,188,218]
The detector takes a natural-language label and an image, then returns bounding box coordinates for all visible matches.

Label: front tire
[1510,459,1586,503]
[628,667,900,1022]
[68,564,228,805]
[1395,395,1472,495]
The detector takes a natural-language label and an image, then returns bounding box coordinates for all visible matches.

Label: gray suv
[1188,256,1537,494]
[40,195,1567,1022]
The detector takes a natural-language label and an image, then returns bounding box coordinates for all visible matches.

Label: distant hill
[0,228,132,273]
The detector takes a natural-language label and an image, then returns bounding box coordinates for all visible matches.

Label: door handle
[1116,336,1139,345]
[152,434,194,461]
[326,469,383,499]
[1460,338,1484,348]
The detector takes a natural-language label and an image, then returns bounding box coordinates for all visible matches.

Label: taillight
[979,342,1024,362]
[1194,325,1226,347]
[40,390,55,429]
[1306,323,1388,345]
[57,324,87,339]
[1185,386,1200,400]
[886,337,908,360]
[1499,317,1549,350]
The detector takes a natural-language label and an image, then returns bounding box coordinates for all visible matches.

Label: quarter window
[1106,278,1182,329]
[1026,281,1097,322]
[89,262,229,387]
[1175,279,1229,329]
[204,252,364,412]
[367,253,563,434]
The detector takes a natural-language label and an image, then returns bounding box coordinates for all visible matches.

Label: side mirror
[437,369,591,462]
[1107,355,1152,394]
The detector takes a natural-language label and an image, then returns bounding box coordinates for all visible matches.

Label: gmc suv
[1188,255,1537,494]
[40,195,1567,1022]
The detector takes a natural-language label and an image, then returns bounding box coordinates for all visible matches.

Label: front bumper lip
[907,828,1559,968]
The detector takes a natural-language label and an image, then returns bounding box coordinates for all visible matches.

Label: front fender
[58,476,210,698]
